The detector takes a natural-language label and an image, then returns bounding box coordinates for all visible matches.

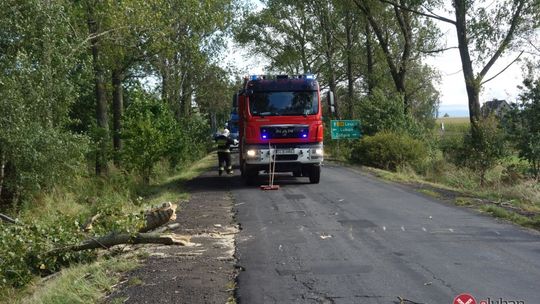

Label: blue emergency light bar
[248,74,315,81]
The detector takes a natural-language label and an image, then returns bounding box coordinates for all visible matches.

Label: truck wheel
[240,160,246,178]
[308,165,320,184]
[243,164,258,185]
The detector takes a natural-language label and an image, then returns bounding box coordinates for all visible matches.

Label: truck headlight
[314,148,323,155]
[246,150,257,157]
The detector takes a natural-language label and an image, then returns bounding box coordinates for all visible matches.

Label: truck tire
[308,165,320,184]
[243,163,258,185]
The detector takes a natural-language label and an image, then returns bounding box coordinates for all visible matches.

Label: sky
[424,19,527,117]
[223,1,534,118]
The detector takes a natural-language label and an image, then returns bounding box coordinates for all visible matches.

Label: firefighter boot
[219,167,224,176]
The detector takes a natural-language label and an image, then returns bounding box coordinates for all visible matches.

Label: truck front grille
[276,155,298,161]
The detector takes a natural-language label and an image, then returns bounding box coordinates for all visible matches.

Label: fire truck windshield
[250,91,318,116]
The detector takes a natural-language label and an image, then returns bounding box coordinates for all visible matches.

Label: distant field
[436,117,469,124]
[435,117,469,133]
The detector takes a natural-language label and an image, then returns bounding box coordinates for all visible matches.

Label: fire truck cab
[236,74,325,184]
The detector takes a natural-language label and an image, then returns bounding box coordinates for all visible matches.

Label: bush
[438,132,465,164]
[122,90,212,184]
[0,218,94,288]
[0,126,89,207]
[460,117,508,185]
[503,76,540,179]
[122,91,177,184]
[351,131,427,171]
[0,172,145,290]
[167,115,212,169]
[357,89,429,138]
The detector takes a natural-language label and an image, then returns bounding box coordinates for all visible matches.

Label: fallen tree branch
[48,232,190,255]
[0,213,20,225]
[152,222,180,233]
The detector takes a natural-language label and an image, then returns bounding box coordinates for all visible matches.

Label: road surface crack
[292,274,335,304]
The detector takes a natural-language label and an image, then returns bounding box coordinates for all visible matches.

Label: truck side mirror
[326,91,335,114]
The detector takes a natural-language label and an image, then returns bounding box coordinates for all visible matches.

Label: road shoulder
[104,170,238,304]
[325,159,540,232]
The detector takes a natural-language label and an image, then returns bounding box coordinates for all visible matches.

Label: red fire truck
[235,74,333,185]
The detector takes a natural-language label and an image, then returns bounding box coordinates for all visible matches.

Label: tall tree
[353,0,440,113]
[0,0,89,204]
[381,0,539,132]
[85,1,109,175]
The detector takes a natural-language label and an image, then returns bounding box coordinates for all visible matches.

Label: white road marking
[401,226,405,232]
[382,226,386,231]
[422,227,427,232]
[449,228,454,233]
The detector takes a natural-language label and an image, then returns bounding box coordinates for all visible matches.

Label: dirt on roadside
[104,170,239,304]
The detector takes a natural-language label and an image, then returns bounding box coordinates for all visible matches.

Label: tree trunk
[393,1,413,112]
[87,6,109,175]
[453,0,481,132]
[365,22,375,95]
[112,68,123,167]
[345,10,355,119]
[180,72,192,117]
[354,0,409,111]
[318,5,340,119]
[0,149,5,202]
[48,233,190,254]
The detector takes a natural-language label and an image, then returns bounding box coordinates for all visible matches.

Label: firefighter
[215,128,236,176]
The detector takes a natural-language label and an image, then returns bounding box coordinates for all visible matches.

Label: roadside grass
[1,154,214,304]
[226,280,237,304]
[418,189,442,199]
[327,116,540,229]
[480,205,540,229]
[17,257,138,304]
[139,154,215,206]
[358,163,540,230]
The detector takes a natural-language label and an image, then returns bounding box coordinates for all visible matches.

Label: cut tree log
[81,213,101,232]
[139,202,177,232]
[49,232,191,255]
[79,202,178,233]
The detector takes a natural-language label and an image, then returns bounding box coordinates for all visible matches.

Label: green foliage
[1,126,89,206]
[350,131,427,171]
[19,256,138,304]
[0,173,145,290]
[122,90,211,183]
[503,76,540,178]
[167,116,212,169]
[0,0,91,206]
[0,219,93,289]
[437,116,507,186]
[122,91,177,183]
[357,89,428,137]
[455,117,508,185]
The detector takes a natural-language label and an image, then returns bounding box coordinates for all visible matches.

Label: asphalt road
[232,163,540,304]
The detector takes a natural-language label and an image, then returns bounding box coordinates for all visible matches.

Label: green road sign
[330,120,361,139]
